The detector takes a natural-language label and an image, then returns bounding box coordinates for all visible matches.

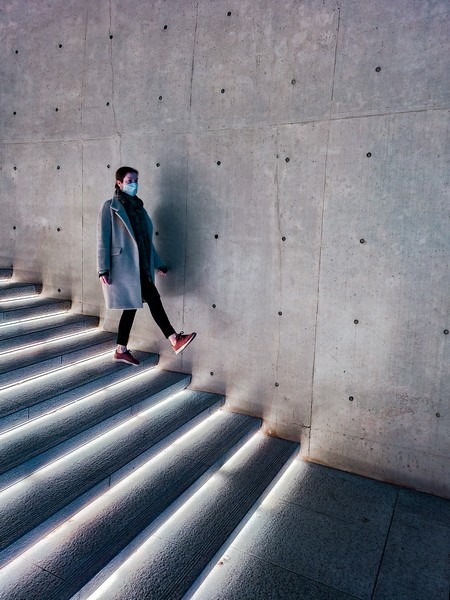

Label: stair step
[85,435,299,600]
[0,410,259,600]
[0,282,42,301]
[0,296,71,323]
[0,369,190,481]
[0,312,99,349]
[0,351,158,430]
[0,390,225,561]
[0,278,302,600]
[0,268,13,280]
[0,329,116,388]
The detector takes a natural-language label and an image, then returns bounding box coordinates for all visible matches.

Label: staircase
[0,271,299,600]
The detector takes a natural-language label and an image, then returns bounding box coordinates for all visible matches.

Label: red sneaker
[172,332,196,355]
[113,349,140,366]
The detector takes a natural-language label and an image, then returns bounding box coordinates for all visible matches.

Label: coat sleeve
[97,201,112,274]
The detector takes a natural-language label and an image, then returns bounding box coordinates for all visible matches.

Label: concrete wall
[0,0,448,497]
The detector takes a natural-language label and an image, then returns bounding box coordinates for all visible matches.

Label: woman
[97,166,196,365]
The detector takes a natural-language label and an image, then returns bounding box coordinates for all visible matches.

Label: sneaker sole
[174,332,197,355]
[113,357,140,366]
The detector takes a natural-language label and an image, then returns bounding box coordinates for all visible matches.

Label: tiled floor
[192,459,450,599]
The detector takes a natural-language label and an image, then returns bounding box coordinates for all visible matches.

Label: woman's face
[117,172,138,190]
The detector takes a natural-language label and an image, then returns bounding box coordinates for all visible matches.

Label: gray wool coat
[97,195,164,309]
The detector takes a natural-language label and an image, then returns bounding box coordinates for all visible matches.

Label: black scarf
[116,189,152,277]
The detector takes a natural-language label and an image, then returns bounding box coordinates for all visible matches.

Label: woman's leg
[117,309,137,346]
[140,273,176,339]
[114,309,140,365]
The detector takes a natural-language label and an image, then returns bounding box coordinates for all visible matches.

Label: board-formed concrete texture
[0,1,448,497]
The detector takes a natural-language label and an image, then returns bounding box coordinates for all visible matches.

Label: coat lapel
[110,195,136,241]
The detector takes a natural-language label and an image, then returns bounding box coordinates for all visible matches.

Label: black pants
[117,272,176,346]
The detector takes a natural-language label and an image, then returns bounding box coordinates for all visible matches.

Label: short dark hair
[115,166,138,188]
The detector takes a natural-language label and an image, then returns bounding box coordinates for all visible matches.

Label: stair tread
[0,329,115,376]
[0,332,116,389]
[0,350,158,425]
[0,282,40,289]
[0,369,190,478]
[0,295,70,311]
[0,296,71,323]
[0,410,259,600]
[0,269,13,279]
[0,390,225,555]
[0,312,99,347]
[0,282,42,300]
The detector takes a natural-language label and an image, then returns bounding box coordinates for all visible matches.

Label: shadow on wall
[152,167,206,298]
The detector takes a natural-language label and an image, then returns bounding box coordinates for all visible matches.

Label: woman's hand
[100,274,111,285]
[157,266,168,276]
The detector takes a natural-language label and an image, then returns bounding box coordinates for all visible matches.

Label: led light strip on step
[0,365,159,440]
[187,456,301,600]
[83,431,264,600]
[0,348,113,391]
[0,293,41,303]
[0,309,70,327]
[0,328,97,356]
[0,409,224,574]
[0,384,182,486]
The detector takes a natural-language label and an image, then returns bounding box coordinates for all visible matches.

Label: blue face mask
[122,182,138,196]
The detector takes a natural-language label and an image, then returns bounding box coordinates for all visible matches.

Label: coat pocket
[111,247,122,256]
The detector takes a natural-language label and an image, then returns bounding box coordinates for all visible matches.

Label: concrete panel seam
[79,0,89,316]
[312,427,450,461]
[1,109,447,147]
[274,128,282,396]
[108,0,121,160]
[189,2,200,119]
[309,6,342,455]
[370,490,399,598]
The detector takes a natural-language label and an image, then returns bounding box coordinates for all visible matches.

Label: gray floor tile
[373,499,450,599]
[394,488,450,530]
[232,494,386,599]
[193,546,357,600]
[270,461,397,530]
